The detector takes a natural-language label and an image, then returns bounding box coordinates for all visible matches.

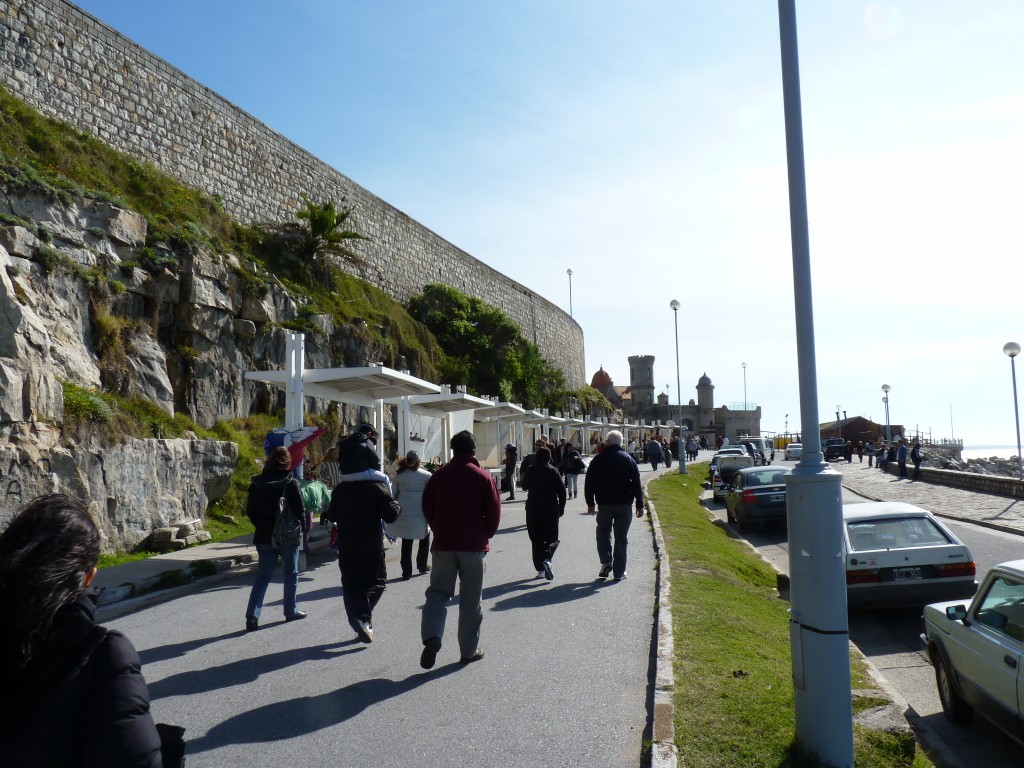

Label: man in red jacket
[419,430,502,669]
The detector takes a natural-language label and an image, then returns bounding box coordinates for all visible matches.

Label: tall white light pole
[742,362,747,412]
[566,269,573,317]
[882,384,891,444]
[1003,342,1023,481]
[670,299,686,474]
[778,1,853,763]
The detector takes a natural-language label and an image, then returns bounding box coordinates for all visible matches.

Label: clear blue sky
[73,1,1024,446]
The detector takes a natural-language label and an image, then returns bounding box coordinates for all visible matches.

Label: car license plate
[893,567,922,581]
[770,495,784,503]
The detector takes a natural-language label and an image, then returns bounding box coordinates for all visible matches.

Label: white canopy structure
[244,333,442,466]
[385,385,493,465]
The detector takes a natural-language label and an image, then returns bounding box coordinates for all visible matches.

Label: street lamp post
[881,384,891,444]
[785,413,789,436]
[670,300,686,475]
[1003,342,1023,481]
[566,269,573,318]
[742,362,747,412]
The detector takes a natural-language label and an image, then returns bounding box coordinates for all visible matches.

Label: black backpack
[273,482,302,547]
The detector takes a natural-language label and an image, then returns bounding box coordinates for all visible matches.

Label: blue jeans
[246,542,300,620]
[596,503,633,578]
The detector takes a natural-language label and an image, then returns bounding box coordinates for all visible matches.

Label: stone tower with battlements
[627,355,656,409]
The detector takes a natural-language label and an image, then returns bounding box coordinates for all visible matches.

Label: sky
[70,1,1024,446]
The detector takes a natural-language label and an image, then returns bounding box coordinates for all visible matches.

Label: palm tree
[265,196,367,285]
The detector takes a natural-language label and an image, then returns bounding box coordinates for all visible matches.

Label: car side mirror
[945,605,968,622]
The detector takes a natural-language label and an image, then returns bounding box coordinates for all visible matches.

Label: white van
[737,436,775,464]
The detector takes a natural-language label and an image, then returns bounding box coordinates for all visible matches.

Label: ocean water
[961,446,1019,461]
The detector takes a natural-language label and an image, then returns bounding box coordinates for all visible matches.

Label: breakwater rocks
[923,445,1023,478]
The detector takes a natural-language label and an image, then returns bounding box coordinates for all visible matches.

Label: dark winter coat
[325,481,401,555]
[338,432,381,474]
[0,588,162,767]
[524,463,567,519]
[246,468,305,545]
[584,444,644,508]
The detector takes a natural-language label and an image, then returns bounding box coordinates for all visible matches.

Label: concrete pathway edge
[644,470,679,768]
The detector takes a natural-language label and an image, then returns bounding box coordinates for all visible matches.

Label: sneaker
[599,564,613,579]
[356,619,374,643]
[614,572,628,581]
[420,637,442,669]
[245,617,258,632]
[285,610,307,622]
[536,570,546,579]
[543,560,554,581]
[459,649,485,664]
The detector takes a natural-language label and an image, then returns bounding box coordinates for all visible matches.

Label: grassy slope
[648,468,934,768]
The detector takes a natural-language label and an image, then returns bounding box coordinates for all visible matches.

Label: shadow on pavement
[490,580,610,611]
[149,640,366,699]
[184,668,460,755]
[139,629,249,666]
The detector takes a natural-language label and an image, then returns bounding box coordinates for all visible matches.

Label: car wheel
[735,509,748,533]
[936,657,973,724]
[726,504,735,524]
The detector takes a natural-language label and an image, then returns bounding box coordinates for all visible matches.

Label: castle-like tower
[697,372,714,410]
[627,355,656,409]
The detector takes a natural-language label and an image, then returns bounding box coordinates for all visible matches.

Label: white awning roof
[396,391,495,416]
[245,365,441,407]
[474,401,526,420]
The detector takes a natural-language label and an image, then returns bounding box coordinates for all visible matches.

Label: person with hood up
[244,445,308,630]
[522,446,566,580]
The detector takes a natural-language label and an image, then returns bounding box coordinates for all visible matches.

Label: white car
[920,559,1024,745]
[844,502,977,609]
[784,443,802,460]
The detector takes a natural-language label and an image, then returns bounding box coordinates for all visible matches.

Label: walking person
[503,443,519,501]
[0,494,167,768]
[522,447,566,580]
[325,442,402,644]
[317,446,342,490]
[896,438,909,479]
[866,440,875,467]
[560,443,584,498]
[419,430,501,669]
[391,451,432,580]
[245,445,307,630]
[644,436,663,470]
[585,430,645,581]
[857,441,864,463]
[910,438,923,481]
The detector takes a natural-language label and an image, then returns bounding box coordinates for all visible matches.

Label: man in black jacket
[325,470,401,643]
[584,430,644,581]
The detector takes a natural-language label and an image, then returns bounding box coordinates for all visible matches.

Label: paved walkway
[94,461,681,768]
[828,458,1024,535]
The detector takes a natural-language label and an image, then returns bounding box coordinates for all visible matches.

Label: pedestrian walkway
[95,461,679,768]
[829,458,1024,536]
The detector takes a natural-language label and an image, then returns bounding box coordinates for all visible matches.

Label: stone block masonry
[0,0,585,386]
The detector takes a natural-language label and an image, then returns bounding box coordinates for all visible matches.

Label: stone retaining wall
[0,0,585,385]
[880,463,1024,499]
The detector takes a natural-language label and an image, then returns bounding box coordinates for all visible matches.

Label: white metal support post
[777,2,853,764]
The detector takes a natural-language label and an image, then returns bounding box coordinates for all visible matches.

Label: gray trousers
[421,550,486,658]
[596,503,633,578]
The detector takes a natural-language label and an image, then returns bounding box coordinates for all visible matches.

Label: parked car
[738,436,775,464]
[784,443,802,460]
[823,437,848,461]
[724,466,792,530]
[920,559,1024,745]
[711,453,755,500]
[844,502,977,609]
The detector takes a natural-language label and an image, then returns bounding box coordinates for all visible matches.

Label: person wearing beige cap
[391,450,432,580]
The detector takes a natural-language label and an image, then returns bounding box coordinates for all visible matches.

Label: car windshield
[846,516,952,551]
[973,576,1024,642]
[744,470,788,486]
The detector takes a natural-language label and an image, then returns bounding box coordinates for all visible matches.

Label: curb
[644,469,678,768]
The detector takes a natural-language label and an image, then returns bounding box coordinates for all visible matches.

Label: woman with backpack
[244,445,307,631]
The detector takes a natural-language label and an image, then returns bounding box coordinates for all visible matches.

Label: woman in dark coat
[0,494,164,767]
[245,445,308,631]
[522,447,566,581]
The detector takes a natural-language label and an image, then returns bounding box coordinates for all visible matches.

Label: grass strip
[649,468,933,768]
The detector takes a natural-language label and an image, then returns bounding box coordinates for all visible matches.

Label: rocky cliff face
[0,187,374,550]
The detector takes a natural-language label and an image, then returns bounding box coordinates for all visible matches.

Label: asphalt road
[709,458,1024,767]
[101,471,662,768]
